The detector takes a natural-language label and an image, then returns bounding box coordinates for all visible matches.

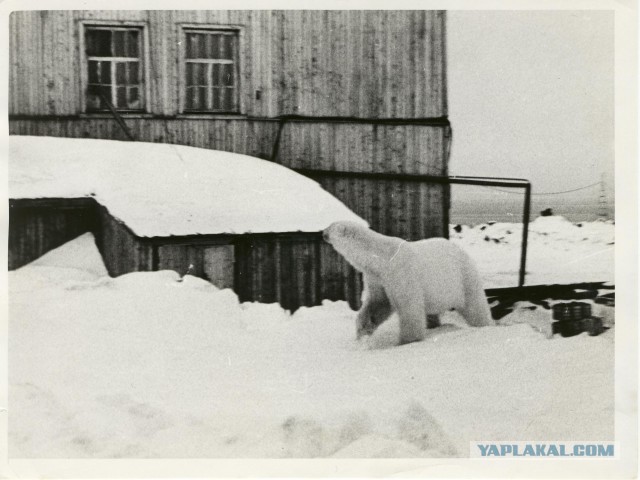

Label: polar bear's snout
[322,228,331,243]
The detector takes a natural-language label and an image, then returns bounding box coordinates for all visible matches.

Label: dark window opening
[85,26,144,112]
[183,29,240,113]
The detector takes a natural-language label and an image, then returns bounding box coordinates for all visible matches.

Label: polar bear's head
[323,221,387,276]
[322,221,368,245]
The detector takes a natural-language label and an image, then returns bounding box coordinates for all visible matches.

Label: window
[183,29,240,113]
[84,26,144,112]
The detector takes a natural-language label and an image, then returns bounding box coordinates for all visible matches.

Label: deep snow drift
[9,135,365,236]
[9,226,614,458]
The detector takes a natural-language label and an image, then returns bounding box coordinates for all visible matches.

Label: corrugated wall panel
[9,118,281,158]
[7,198,363,310]
[8,198,97,269]
[97,206,154,276]
[9,118,445,170]
[9,10,446,118]
[233,235,361,310]
[157,244,205,278]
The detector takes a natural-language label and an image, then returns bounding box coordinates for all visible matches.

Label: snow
[9,226,614,458]
[9,135,366,236]
[450,215,615,287]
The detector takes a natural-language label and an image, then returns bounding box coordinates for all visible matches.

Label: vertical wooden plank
[41,12,55,115]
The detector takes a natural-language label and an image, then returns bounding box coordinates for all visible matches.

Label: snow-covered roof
[9,135,366,237]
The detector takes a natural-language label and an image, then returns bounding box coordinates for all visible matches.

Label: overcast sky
[447,10,614,205]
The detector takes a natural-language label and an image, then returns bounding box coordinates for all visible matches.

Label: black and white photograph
[1,1,637,478]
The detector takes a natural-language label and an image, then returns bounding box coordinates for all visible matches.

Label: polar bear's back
[401,238,469,312]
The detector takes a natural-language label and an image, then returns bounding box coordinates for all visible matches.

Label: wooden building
[9,10,449,239]
[9,197,363,310]
[9,135,366,310]
[9,10,450,309]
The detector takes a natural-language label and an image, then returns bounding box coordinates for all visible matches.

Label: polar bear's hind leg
[459,256,495,327]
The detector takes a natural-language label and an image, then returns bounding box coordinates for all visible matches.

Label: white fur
[323,221,494,344]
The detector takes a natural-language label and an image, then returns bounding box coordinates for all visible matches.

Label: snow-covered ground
[9,219,614,458]
[450,215,615,287]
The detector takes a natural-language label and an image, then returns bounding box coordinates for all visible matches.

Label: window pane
[187,86,205,110]
[100,86,112,106]
[100,61,111,84]
[210,34,220,59]
[197,63,207,84]
[222,35,234,60]
[128,87,140,109]
[211,87,220,110]
[86,29,112,56]
[197,87,206,109]
[113,30,126,56]
[88,85,112,109]
[198,34,208,59]
[187,63,198,85]
[127,30,139,57]
[204,34,213,59]
[116,62,127,84]
[87,91,101,110]
[185,62,194,86]
[223,64,234,86]
[186,33,196,59]
[210,63,220,87]
[116,86,127,107]
[88,60,100,83]
[190,33,201,59]
[217,88,226,111]
[186,86,195,109]
[128,62,139,84]
[222,88,234,111]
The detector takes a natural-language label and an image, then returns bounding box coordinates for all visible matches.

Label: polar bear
[323,221,494,344]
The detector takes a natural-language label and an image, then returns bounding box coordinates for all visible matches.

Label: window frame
[178,24,244,115]
[79,20,151,114]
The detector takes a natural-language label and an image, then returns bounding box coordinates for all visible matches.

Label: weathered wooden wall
[9,10,447,118]
[9,199,361,310]
[96,205,155,276]
[150,233,361,309]
[9,10,449,301]
[233,234,362,309]
[9,10,449,240]
[8,198,97,269]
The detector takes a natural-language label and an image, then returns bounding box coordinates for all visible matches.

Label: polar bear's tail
[458,251,495,327]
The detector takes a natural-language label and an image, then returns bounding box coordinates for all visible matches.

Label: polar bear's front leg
[389,284,428,345]
[356,277,393,339]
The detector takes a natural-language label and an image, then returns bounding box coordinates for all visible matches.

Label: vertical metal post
[518,183,531,287]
